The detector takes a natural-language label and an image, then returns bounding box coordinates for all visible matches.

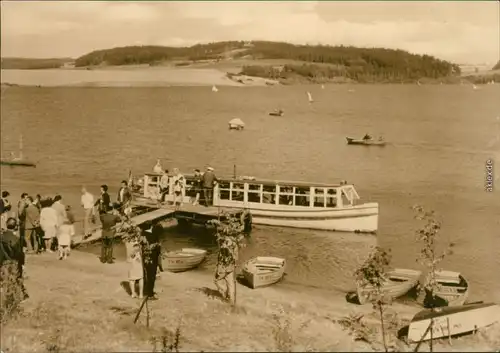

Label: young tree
[207,211,250,307]
[413,205,454,352]
[354,246,392,352]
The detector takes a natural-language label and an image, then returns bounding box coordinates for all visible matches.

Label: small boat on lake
[422,270,469,307]
[357,268,422,304]
[0,135,36,168]
[307,91,314,103]
[269,109,284,117]
[228,118,245,130]
[407,302,500,343]
[242,256,286,289]
[141,172,379,233]
[212,85,218,92]
[346,137,386,146]
[164,248,207,272]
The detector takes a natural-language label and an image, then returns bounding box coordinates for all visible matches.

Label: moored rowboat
[346,137,386,146]
[423,270,469,307]
[242,256,286,289]
[165,248,207,273]
[357,268,422,304]
[408,302,500,343]
[1,159,36,167]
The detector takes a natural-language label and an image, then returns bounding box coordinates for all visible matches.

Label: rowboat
[142,172,379,233]
[0,159,36,167]
[357,268,422,304]
[228,118,245,130]
[423,270,469,307]
[269,109,284,117]
[164,248,207,273]
[242,256,286,289]
[346,137,386,146]
[407,302,500,343]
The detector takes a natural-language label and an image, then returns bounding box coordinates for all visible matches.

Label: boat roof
[143,172,349,188]
[411,302,496,322]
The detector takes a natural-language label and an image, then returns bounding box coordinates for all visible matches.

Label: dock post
[233,164,236,179]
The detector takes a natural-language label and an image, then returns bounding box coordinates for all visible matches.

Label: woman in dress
[57,221,72,260]
[39,199,58,252]
[128,243,144,299]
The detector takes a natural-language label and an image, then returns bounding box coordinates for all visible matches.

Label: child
[128,243,144,299]
[57,221,72,260]
[65,205,76,238]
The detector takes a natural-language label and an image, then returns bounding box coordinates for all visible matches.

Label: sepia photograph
[0,0,499,351]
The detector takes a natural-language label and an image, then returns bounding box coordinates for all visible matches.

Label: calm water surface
[1,83,499,301]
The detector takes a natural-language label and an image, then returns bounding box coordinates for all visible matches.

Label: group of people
[1,191,75,260]
[152,160,219,208]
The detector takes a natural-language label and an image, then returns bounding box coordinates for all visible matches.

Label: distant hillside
[492,60,500,71]
[74,41,461,84]
[1,57,74,70]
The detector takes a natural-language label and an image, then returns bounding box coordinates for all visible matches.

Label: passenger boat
[407,302,500,343]
[346,137,386,146]
[141,172,379,233]
[242,256,286,289]
[422,270,469,307]
[357,268,422,304]
[164,248,207,272]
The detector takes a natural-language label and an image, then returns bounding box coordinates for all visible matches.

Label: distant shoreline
[1,65,498,88]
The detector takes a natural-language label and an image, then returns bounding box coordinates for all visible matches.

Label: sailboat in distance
[307,91,314,103]
[212,85,218,92]
[0,135,36,167]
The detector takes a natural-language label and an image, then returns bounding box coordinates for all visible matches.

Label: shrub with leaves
[413,205,454,351]
[354,246,392,352]
[0,260,24,322]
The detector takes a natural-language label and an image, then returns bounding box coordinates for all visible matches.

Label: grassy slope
[1,58,74,70]
[2,251,499,352]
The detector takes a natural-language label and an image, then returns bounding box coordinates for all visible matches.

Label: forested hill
[75,40,461,83]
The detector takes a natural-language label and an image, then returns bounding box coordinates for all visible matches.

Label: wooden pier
[72,201,250,248]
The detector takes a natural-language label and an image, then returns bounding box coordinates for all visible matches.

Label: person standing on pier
[96,185,111,215]
[117,180,132,213]
[159,169,170,204]
[153,159,163,174]
[80,187,95,239]
[171,168,185,209]
[192,169,203,206]
[99,203,121,264]
[202,167,218,207]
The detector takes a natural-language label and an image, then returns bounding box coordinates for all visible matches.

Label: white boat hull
[216,201,378,233]
[408,303,500,342]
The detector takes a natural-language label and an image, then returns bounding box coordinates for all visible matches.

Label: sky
[1,1,499,65]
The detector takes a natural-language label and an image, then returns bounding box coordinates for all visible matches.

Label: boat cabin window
[314,188,326,207]
[231,182,245,201]
[278,185,294,206]
[262,184,276,204]
[247,183,262,203]
[294,187,309,207]
[219,181,230,200]
[326,189,337,208]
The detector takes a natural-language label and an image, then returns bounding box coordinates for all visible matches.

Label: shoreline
[2,250,499,352]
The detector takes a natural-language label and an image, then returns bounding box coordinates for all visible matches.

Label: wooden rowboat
[164,248,207,273]
[346,137,386,146]
[408,302,500,343]
[1,159,36,167]
[242,256,286,289]
[357,268,422,305]
[423,270,469,307]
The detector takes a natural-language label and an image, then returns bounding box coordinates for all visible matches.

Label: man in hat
[202,166,218,206]
[99,203,121,264]
[192,169,203,206]
[141,221,163,299]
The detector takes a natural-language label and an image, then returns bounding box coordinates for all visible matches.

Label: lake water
[1,81,499,302]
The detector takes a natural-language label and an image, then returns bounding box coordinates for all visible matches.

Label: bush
[0,260,24,322]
